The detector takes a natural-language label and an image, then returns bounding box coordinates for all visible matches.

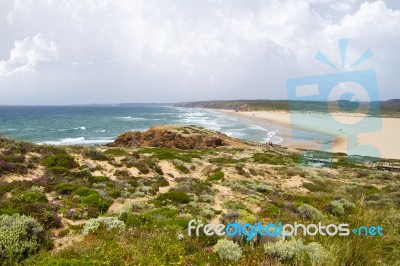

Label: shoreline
[220,109,400,160]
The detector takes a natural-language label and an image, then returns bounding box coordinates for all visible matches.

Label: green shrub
[214,239,242,262]
[175,164,190,174]
[90,176,109,183]
[81,194,110,213]
[42,154,78,169]
[20,191,48,204]
[134,162,150,174]
[83,149,109,161]
[104,149,127,156]
[156,191,191,204]
[264,239,325,263]
[74,187,98,197]
[154,176,169,187]
[127,179,139,188]
[327,199,356,216]
[55,183,78,194]
[82,216,125,236]
[115,170,131,178]
[208,170,225,181]
[0,214,49,263]
[297,204,324,220]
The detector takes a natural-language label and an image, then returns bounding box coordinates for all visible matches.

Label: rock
[109,125,253,150]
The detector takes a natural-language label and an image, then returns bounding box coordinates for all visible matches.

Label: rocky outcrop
[109,125,254,150]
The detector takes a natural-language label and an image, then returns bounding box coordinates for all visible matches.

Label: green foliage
[19,191,48,204]
[214,239,242,262]
[208,170,225,181]
[90,176,109,183]
[303,180,330,192]
[55,183,78,194]
[155,190,191,205]
[81,194,110,213]
[209,157,246,164]
[174,163,190,174]
[74,187,98,197]
[264,239,325,263]
[327,199,356,216]
[224,200,247,211]
[253,152,294,165]
[104,149,127,156]
[138,148,193,162]
[83,148,110,161]
[134,162,150,174]
[0,214,49,264]
[82,216,125,236]
[42,154,78,169]
[297,204,324,220]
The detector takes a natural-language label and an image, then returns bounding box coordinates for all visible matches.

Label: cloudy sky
[0,0,399,104]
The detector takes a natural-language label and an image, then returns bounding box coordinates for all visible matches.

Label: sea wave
[38,137,113,145]
[117,116,147,121]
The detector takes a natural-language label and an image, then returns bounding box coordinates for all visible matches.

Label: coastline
[220,109,400,160]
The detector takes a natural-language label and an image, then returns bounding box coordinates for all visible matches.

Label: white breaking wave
[117,116,147,121]
[39,137,113,145]
[74,126,86,130]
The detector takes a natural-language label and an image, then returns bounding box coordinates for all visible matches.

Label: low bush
[90,175,109,183]
[55,183,78,194]
[74,187,98,197]
[42,154,78,169]
[19,191,48,204]
[81,194,110,213]
[327,199,356,216]
[104,149,127,156]
[208,170,225,181]
[82,216,125,236]
[297,204,324,220]
[134,162,150,174]
[156,190,191,205]
[214,239,242,262]
[0,214,50,264]
[264,239,325,263]
[175,164,190,174]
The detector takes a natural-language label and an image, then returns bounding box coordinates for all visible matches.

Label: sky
[0,0,399,105]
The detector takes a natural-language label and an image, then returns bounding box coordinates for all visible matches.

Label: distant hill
[175,99,400,117]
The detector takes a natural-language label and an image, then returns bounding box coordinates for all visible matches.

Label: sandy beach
[223,110,400,160]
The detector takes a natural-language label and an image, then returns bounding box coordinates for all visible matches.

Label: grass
[208,170,225,181]
[104,148,128,156]
[0,136,399,265]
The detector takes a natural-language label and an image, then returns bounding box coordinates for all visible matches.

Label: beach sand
[222,110,400,160]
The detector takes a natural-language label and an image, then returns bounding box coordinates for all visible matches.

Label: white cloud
[0,0,398,104]
[0,33,58,75]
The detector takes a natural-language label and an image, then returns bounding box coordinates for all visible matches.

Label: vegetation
[0,214,50,264]
[0,136,398,265]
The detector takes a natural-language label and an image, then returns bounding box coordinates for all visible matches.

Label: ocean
[0,105,325,146]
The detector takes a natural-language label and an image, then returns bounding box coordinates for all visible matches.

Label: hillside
[175,99,400,117]
[0,128,399,265]
[109,125,256,149]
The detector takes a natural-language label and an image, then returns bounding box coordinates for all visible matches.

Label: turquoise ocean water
[0,105,325,146]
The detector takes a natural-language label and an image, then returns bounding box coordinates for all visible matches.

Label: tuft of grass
[208,170,225,181]
[104,149,128,156]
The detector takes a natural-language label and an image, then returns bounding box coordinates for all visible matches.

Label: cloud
[0,33,58,75]
[0,0,398,104]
